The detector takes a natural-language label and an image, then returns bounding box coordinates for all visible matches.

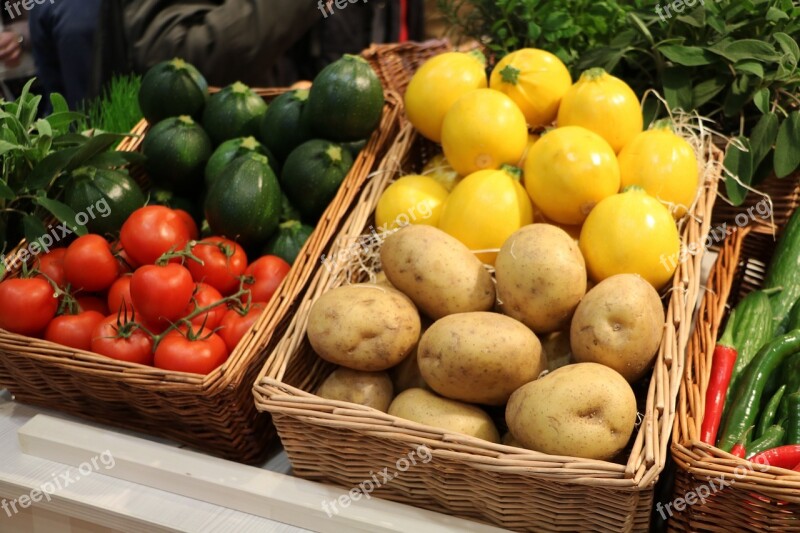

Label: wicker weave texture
[253,121,723,531]
[670,185,800,531]
[0,89,402,463]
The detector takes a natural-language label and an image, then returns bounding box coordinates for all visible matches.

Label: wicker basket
[0,89,402,463]
[670,182,800,531]
[253,122,723,531]
[361,39,452,95]
[712,173,800,235]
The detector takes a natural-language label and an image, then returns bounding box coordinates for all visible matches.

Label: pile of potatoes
[307,223,666,461]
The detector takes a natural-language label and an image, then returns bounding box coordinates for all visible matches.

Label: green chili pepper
[756,384,786,439]
[717,329,800,452]
[746,424,786,458]
[787,392,800,445]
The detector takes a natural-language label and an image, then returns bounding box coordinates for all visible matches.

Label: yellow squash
[441,89,528,176]
[579,187,681,289]
[404,51,488,142]
[524,126,620,226]
[438,165,534,265]
[489,48,572,128]
[422,154,461,192]
[618,121,699,218]
[557,68,643,153]
[375,175,449,231]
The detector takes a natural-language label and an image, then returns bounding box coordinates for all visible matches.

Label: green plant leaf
[34,197,87,236]
[754,88,771,114]
[0,140,22,158]
[46,111,85,132]
[767,7,790,22]
[750,112,779,166]
[663,66,693,111]
[50,93,69,115]
[628,12,654,45]
[25,149,77,190]
[710,39,782,63]
[775,111,800,178]
[86,150,145,169]
[0,179,14,201]
[735,60,765,78]
[723,75,753,117]
[64,133,126,172]
[22,214,48,249]
[774,32,800,63]
[724,137,754,206]
[658,45,714,66]
[692,76,728,108]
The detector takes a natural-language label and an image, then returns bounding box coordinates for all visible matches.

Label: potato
[389,388,500,443]
[496,224,587,333]
[390,341,428,393]
[506,363,637,460]
[317,368,394,412]
[541,331,572,372]
[307,284,421,371]
[418,312,544,405]
[502,432,523,448]
[380,225,495,319]
[570,274,664,382]
[373,271,394,288]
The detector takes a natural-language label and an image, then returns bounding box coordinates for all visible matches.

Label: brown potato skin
[307,284,421,371]
[380,225,495,320]
[570,273,665,382]
[496,224,587,333]
[418,312,544,406]
[389,388,500,443]
[317,368,394,412]
[506,363,637,460]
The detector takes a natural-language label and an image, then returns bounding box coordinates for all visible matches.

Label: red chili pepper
[749,445,800,470]
[730,426,752,458]
[701,312,738,445]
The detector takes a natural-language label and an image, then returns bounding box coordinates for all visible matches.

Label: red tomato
[218,303,265,352]
[175,209,199,240]
[243,256,290,303]
[107,274,133,315]
[154,327,229,374]
[130,263,194,327]
[44,311,105,351]
[120,206,190,265]
[183,283,227,330]
[76,295,110,316]
[111,242,138,273]
[90,315,154,365]
[187,237,247,295]
[0,278,59,335]
[64,235,120,292]
[34,248,67,287]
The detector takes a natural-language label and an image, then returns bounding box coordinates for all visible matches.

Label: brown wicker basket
[670,184,800,531]
[253,122,724,531]
[712,173,800,235]
[361,39,452,95]
[0,89,402,464]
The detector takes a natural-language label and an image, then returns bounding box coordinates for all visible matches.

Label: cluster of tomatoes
[0,206,291,375]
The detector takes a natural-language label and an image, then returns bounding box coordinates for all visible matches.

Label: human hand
[0,31,23,68]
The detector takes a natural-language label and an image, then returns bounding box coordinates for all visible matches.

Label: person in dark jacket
[29,0,102,109]
[94,0,425,91]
